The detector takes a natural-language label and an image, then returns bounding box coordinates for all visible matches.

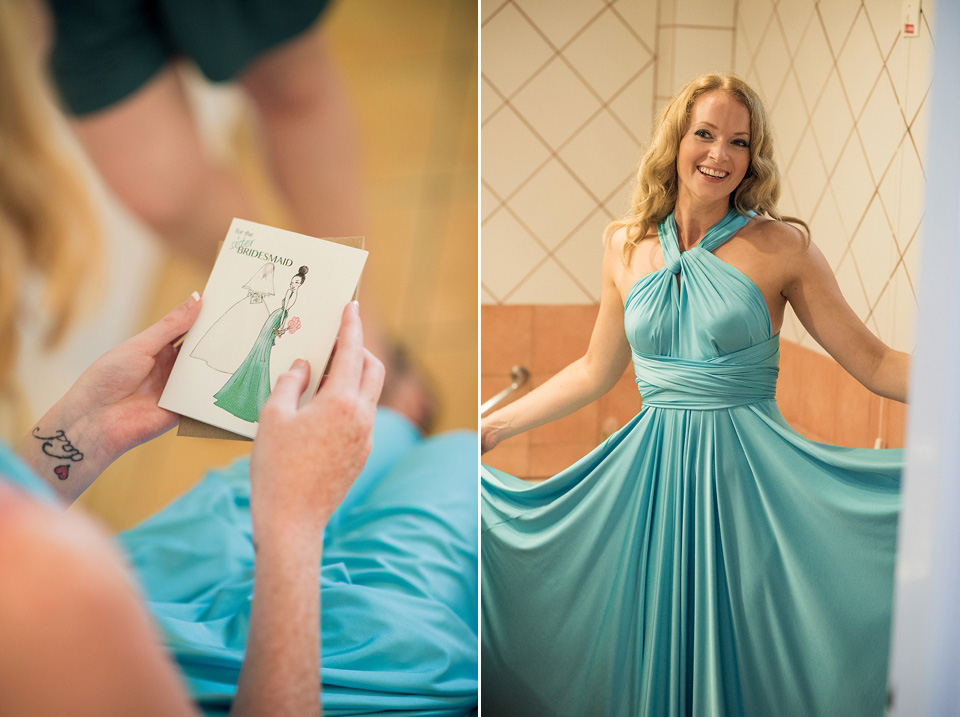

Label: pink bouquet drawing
[287,316,301,334]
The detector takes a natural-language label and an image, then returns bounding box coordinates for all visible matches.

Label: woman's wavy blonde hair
[0,0,100,415]
[607,73,808,263]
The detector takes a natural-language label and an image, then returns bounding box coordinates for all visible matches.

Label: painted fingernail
[190,291,201,302]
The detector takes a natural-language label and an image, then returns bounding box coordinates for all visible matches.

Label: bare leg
[241,27,434,429]
[70,66,255,267]
[238,25,365,240]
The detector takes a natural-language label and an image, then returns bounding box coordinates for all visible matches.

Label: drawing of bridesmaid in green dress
[213,265,308,422]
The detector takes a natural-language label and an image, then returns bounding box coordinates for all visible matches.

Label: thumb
[133,292,202,355]
[264,358,311,413]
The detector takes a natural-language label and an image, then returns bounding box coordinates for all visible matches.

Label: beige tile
[563,9,655,101]
[482,3,555,98]
[481,107,551,198]
[509,158,599,250]
[857,73,906,180]
[481,206,548,301]
[792,15,833,109]
[836,10,884,118]
[507,256,595,304]
[674,0,735,27]
[810,69,855,175]
[850,196,898,309]
[511,57,601,149]
[776,0,817,56]
[752,17,791,104]
[552,208,608,302]
[787,126,828,219]
[517,0,605,49]
[669,28,735,87]
[557,111,643,204]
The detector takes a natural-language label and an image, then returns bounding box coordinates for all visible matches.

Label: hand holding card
[159,219,367,440]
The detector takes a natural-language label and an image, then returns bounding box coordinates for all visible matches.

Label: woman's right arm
[481,236,632,453]
[232,301,383,717]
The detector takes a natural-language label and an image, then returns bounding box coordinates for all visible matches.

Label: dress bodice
[624,209,780,409]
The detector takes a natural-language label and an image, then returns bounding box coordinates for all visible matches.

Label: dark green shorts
[48,0,332,115]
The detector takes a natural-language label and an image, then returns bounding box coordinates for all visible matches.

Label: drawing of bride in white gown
[191,262,276,373]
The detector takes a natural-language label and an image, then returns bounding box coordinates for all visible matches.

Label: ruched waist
[633,335,780,410]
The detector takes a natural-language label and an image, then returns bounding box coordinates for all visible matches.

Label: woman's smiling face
[676,90,751,208]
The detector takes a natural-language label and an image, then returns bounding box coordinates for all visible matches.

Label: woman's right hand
[480,421,502,454]
[248,301,384,546]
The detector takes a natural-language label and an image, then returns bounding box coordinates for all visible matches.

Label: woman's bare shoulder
[741,215,810,257]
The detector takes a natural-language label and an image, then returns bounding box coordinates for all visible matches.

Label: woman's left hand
[18,293,202,503]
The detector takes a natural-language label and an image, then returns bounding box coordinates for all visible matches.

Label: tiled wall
[482,0,930,354]
[733,0,930,356]
[481,0,927,477]
[481,0,658,303]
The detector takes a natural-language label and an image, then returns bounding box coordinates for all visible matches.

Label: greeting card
[159,218,367,439]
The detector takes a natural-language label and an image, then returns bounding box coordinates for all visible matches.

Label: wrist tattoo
[32,428,83,481]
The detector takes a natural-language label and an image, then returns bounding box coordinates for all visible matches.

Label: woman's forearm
[16,403,113,505]
[232,526,325,717]
[867,348,910,404]
[482,355,623,451]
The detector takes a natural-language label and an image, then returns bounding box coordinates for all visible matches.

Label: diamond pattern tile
[481,107,550,198]
[851,196,899,308]
[838,12,885,118]
[482,0,658,305]
[481,207,547,301]
[483,0,930,346]
[817,1,860,57]
[507,256,593,303]
[857,72,907,181]
[753,19,791,104]
[510,57,602,149]
[482,3,554,98]
[810,69,854,174]
[509,159,598,251]
[558,111,643,204]
[777,0,817,55]
[563,11,654,102]
[515,0,605,49]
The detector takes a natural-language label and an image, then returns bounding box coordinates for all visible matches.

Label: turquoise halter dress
[481,209,901,716]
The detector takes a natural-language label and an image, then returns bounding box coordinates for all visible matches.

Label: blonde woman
[0,2,477,715]
[481,74,906,716]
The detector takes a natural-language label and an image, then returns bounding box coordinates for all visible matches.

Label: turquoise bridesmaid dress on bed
[481,209,901,717]
[1,410,478,716]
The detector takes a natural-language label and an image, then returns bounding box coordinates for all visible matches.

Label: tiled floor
[78,0,478,532]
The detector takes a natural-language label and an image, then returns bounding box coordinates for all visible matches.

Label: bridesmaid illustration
[213,265,308,422]
[191,262,276,373]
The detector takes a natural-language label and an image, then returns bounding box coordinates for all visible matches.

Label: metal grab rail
[480,365,530,416]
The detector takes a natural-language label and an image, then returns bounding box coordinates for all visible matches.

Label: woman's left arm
[15,293,202,504]
[783,235,910,403]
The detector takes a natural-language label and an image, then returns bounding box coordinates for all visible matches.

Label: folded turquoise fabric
[1,408,478,715]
